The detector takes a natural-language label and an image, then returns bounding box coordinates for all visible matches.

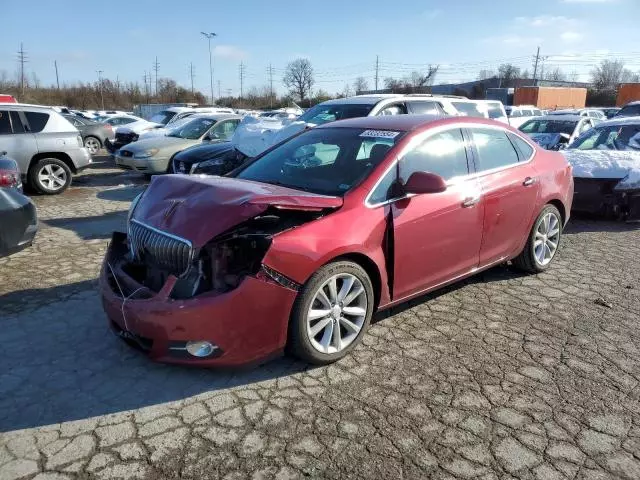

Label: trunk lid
[132,175,343,246]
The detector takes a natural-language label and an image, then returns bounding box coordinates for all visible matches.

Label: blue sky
[1,0,639,97]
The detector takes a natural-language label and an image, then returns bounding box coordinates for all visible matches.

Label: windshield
[235,127,403,195]
[519,119,577,135]
[167,117,217,140]
[451,101,485,118]
[298,104,374,125]
[569,124,640,151]
[149,110,177,125]
[616,104,640,118]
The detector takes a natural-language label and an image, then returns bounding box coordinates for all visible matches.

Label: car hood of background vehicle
[562,149,640,190]
[174,141,235,161]
[529,133,562,149]
[116,120,162,135]
[132,174,343,246]
[121,136,193,153]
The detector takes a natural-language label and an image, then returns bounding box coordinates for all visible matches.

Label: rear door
[406,101,445,115]
[0,110,38,174]
[390,127,484,299]
[467,126,540,265]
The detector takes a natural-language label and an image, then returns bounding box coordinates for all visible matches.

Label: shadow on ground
[0,280,310,432]
[96,185,145,202]
[564,214,640,235]
[41,211,128,240]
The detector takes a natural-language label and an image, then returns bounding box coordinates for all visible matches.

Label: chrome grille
[128,220,193,277]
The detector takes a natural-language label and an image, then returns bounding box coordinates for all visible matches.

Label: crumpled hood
[529,133,562,149]
[132,175,343,247]
[562,149,640,189]
[120,136,192,153]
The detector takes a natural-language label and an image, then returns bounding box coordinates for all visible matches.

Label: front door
[391,128,484,300]
[466,127,540,265]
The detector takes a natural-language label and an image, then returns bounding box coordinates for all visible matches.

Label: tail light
[0,167,20,188]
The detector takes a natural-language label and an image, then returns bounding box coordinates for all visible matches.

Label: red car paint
[100,115,573,367]
[0,94,17,103]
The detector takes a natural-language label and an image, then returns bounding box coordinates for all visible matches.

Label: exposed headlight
[128,192,143,223]
[134,148,159,159]
[191,158,225,173]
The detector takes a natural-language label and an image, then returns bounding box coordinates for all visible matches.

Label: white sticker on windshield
[359,130,400,139]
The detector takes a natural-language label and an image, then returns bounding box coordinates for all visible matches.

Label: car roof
[623,101,640,106]
[533,114,583,121]
[315,114,506,132]
[318,95,401,106]
[1,103,55,112]
[593,116,640,127]
[185,113,241,121]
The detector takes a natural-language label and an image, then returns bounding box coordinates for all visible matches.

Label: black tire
[288,261,374,365]
[28,158,72,195]
[513,204,562,273]
[83,136,102,155]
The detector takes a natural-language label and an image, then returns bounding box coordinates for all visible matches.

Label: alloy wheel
[38,164,68,191]
[306,273,367,354]
[84,137,100,154]
[534,212,560,266]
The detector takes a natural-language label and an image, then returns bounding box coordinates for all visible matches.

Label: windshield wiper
[262,179,312,193]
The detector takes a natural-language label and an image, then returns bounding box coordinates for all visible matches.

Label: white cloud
[515,15,578,27]
[213,45,248,61]
[560,31,584,42]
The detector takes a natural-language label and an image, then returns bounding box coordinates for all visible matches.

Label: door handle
[523,177,537,186]
[462,195,481,208]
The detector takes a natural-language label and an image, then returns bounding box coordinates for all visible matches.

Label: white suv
[0,104,91,194]
[505,105,543,128]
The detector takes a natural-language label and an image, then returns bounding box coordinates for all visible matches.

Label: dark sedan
[63,114,115,155]
[0,153,37,257]
[172,141,249,175]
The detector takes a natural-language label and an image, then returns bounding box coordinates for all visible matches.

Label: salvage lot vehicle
[519,114,596,150]
[505,105,543,129]
[615,101,640,118]
[172,141,240,175]
[63,114,115,154]
[548,108,606,121]
[563,116,640,220]
[100,115,573,367]
[0,104,91,194]
[115,114,241,174]
[0,152,37,257]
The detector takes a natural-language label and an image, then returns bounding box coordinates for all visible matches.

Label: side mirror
[404,171,447,195]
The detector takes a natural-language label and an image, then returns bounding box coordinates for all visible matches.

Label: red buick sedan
[100,115,573,366]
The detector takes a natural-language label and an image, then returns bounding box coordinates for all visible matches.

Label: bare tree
[342,84,353,98]
[353,76,369,94]
[545,67,567,82]
[478,69,495,81]
[409,66,439,87]
[282,58,314,101]
[591,59,635,91]
[521,69,531,79]
[498,63,521,86]
[568,71,579,82]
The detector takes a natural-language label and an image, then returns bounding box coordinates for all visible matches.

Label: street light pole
[96,70,104,110]
[200,32,217,105]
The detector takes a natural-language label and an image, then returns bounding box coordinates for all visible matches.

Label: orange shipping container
[514,87,587,109]
[616,83,640,107]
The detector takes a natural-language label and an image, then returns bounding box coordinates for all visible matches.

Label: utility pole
[375,55,379,92]
[267,63,275,108]
[153,57,160,96]
[532,46,541,86]
[201,32,217,104]
[96,70,104,110]
[17,43,27,95]
[143,71,149,100]
[239,61,246,99]
[54,60,60,89]
[189,62,195,95]
[218,80,221,99]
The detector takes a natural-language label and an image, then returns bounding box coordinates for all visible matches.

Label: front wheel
[513,205,562,273]
[288,261,374,365]
[29,158,72,194]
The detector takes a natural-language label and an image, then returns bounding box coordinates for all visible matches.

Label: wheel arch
[325,252,383,311]
[30,152,76,174]
[547,199,566,226]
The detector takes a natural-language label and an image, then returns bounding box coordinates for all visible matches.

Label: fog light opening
[186,341,218,358]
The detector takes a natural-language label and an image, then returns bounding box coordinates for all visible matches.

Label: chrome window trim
[364,122,536,208]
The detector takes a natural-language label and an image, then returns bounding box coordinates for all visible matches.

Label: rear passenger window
[469,128,520,171]
[10,112,25,133]
[508,133,534,160]
[24,112,49,133]
[400,129,469,182]
[407,101,443,115]
[0,111,10,134]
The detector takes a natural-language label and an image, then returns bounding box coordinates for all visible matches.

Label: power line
[17,43,27,95]
[153,56,160,96]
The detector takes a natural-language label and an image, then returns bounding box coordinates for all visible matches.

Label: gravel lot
[1,155,640,480]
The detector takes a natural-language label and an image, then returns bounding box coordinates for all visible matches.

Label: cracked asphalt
[1,155,640,479]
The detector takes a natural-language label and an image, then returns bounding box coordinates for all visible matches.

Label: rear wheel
[29,158,72,194]
[83,136,101,155]
[288,261,374,365]
[513,205,562,273]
